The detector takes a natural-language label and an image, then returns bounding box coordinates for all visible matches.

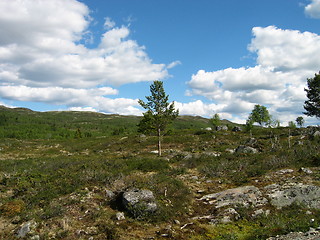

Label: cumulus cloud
[305,0,320,19]
[249,26,320,72]
[0,0,168,87]
[187,26,320,124]
[0,0,173,112]
[175,100,222,116]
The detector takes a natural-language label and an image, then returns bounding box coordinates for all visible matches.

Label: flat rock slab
[267,229,320,240]
[200,185,267,208]
[265,183,320,209]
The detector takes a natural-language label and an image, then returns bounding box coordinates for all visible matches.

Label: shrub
[0,199,25,217]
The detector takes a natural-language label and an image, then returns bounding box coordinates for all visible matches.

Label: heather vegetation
[0,104,320,239]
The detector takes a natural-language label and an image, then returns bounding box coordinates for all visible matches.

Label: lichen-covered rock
[216,125,228,131]
[300,167,313,174]
[313,130,320,138]
[16,221,37,238]
[122,189,158,217]
[200,185,267,208]
[267,228,320,240]
[265,183,320,209]
[235,145,258,154]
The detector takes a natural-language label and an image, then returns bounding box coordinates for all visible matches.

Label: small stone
[277,169,294,174]
[300,167,313,174]
[225,148,235,154]
[17,221,37,238]
[105,190,115,199]
[173,219,180,225]
[235,145,258,154]
[197,189,206,194]
[252,209,264,218]
[265,210,270,216]
[220,216,232,224]
[190,176,199,180]
[115,212,125,221]
[232,126,242,132]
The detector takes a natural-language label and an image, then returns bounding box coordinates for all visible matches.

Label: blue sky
[0,0,320,125]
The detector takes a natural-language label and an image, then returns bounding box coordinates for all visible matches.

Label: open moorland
[0,106,320,239]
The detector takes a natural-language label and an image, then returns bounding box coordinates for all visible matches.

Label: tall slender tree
[138,81,179,156]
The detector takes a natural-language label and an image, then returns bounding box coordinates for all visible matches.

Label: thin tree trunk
[158,128,161,157]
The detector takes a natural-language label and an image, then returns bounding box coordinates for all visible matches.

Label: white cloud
[0,85,117,104]
[305,0,320,18]
[175,100,222,116]
[175,100,245,123]
[0,0,178,114]
[0,84,142,115]
[0,0,171,95]
[104,17,116,29]
[167,61,182,69]
[187,26,320,124]
[249,26,320,72]
[69,107,98,112]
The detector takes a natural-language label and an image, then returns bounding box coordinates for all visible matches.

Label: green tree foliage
[296,116,304,128]
[248,105,271,126]
[210,113,221,128]
[304,72,320,119]
[138,81,179,156]
[269,118,281,128]
[288,121,296,128]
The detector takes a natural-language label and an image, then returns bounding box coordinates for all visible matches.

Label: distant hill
[0,106,237,139]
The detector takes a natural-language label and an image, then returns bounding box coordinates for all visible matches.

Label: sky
[0,0,320,125]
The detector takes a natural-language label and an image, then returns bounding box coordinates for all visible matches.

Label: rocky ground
[3,165,319,239]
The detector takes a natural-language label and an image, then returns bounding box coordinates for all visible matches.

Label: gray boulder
[122,189,158,217]
[232,126,243,132]
[216,125,228,131]
[265,183,320,209]
[235,145,258,154]
[313,131,320,138]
